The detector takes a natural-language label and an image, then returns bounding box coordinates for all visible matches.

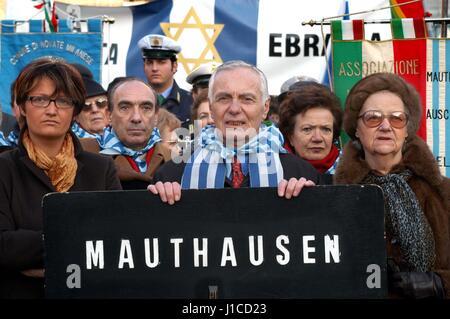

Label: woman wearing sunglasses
[71,63,110,138]
[334,73,450,299]
[0,58,121,298]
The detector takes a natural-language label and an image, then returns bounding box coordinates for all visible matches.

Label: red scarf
[125,147,156,173]
[284,142,339,173]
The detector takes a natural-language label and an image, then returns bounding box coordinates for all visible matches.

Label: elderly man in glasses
[71,64,110,138]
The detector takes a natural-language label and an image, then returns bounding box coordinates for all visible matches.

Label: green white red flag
[391,18,427,39]
[32,0,57,32]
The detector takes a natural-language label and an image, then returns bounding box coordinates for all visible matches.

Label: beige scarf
[22,130,77,192]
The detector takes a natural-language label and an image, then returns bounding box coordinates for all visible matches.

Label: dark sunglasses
[358,110,408,129]
[83,98,108,111]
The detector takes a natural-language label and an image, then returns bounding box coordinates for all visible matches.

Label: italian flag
[332,19,450,177]
[32,0,58,32]
[391,18,427,39]
[330,20,364,41]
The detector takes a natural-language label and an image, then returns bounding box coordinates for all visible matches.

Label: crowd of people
[0,34,448,299]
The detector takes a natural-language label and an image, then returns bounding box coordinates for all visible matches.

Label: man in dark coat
[149,60,321,204]
[138,34,193,128]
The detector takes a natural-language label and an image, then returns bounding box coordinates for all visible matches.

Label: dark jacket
[334,135,450,298]
[80,138,171,190]
[0,112,17,136]
[154,153,322,186]
[162,80,193,129]
[0,132,122,298]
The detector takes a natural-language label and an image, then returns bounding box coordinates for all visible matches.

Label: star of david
[160,7,224,74]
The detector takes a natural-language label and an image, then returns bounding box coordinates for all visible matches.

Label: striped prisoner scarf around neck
[0,130,19,147]
[71,121,99,139]
[0,131,9,147]
[98,126,161,173]
[182,124,287,189]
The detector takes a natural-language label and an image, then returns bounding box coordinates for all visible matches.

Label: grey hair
[208,60,269,106]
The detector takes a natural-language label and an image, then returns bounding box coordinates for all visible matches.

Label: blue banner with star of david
[126,0,259,81]
[0,19,102,115]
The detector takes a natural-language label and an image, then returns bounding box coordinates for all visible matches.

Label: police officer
[186,61,221,102]
[138,34,193,128]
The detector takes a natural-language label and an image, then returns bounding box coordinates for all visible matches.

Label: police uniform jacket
[162,80,193,129]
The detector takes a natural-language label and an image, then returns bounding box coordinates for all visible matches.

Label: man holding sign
[149,60,321,203]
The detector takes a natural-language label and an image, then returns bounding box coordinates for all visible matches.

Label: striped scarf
[71,122,99,139]
[325,149,341,175]
[182,125,287,189]
[0,130,19,147]
[98,126,161,173]
[0,131,9,146]
[7,130,19,146]
[365,169,436,272]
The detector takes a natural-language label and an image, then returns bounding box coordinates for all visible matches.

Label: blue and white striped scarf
[325,149,342,175]
[71,122,100,139]
[98,126,162,173]
[182,124,287,189]
[0,131,9,147]
[7,130,18,146]
[0,130,18,147]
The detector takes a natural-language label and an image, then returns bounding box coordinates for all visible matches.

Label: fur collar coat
[334,135,450,298]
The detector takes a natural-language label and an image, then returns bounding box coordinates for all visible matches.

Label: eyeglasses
[358,110,408,129]
[83,98,108,112]
[28,95,74,109]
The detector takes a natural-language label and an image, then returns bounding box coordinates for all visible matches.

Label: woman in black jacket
[0,58,122,298]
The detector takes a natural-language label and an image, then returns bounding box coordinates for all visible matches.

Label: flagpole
[302,17,450,27]
[1,16,115,27]
[442,0,448,37]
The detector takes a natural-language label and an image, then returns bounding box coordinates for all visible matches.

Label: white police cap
[186,62,222,86]
[138,34,182,59]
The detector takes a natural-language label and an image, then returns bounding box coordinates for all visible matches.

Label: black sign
[43,185,387,298]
